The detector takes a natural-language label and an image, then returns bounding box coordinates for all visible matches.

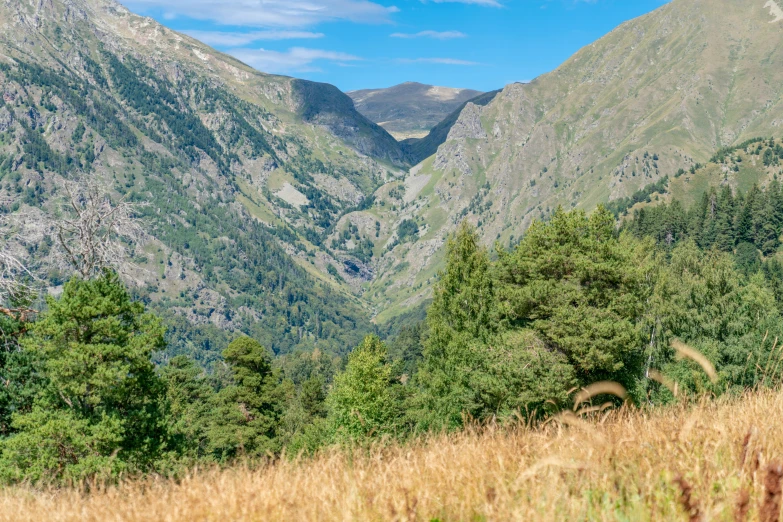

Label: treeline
[626,180,783,255]
[3,203,782,484]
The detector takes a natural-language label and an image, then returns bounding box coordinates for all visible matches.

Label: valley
[4,0,783,513]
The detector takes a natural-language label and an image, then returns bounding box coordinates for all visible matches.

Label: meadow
[3,389,782,521]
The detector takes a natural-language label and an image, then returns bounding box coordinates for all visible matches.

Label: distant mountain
[402,90,501,166]
[348,82,483,140]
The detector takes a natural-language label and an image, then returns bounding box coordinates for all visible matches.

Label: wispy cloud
[229,47,362,74]
[124,0,399,28]
[429,0,502,6]
[184,30,325,47]
[396,57,481,65]
[390,30,467,40]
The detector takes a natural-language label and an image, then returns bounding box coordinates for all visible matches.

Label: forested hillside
[0,198,783,483]
[0,0,421,359]
[3,146,783,482]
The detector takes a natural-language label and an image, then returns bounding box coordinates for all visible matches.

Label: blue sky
[122,0,669,93]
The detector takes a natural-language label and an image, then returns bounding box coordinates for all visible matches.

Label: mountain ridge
[0,0,415,358]
[348,82,483,140]
[347,0,783,320]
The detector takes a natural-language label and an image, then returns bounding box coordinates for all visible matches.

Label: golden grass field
[3,390,783,521]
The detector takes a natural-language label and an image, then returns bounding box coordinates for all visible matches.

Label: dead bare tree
[0,212,38,320]
[53,179,147,280]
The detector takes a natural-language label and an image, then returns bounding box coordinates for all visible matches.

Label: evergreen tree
[327,335,403,441]
[647,242,782,397]
[0,313,43,437]
[757,189,781,255]
[160,355,215,460]
[698,189,719,249]
[206,337,282,459]
[412,222,499,430]
[0,271,167,483]
[714,185,736,251]
[735,187,756,245]
[497,206,655,393]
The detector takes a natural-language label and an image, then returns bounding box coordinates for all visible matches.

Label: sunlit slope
[359,0,783,321]
[0,0,414,355]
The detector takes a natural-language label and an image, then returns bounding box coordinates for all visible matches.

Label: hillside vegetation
[3,389,783,521]
[3,193,783,486]
[363,0,783,320]
[0,0,415,359]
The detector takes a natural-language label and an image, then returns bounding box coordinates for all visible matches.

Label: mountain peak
[348,82,484,140]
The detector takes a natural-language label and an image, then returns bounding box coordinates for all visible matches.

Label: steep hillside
[402,89,501,166]
[348,82,483,140]
[621,137,783,215]
[0,0,412,358]
[354,0,783,320]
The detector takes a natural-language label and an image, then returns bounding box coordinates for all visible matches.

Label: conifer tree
[714,185,736,251]
[327,335,402,441]
[206,337,281,459]
[498,206,654,392]
[0,271,167,483]
[412,222,499,430]
[160,355,215,460]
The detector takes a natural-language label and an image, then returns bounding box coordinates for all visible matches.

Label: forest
[2,177,783,483]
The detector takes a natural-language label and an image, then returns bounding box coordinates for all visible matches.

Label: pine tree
[206,337,282,459]
[735,187,756,245]
[160,355,215,460]
[758,192,780,255]
[412,222,499,430]
[698,189,719,249]
[497,206,654,391]
[0,271,167,483]
[714,185,736,251]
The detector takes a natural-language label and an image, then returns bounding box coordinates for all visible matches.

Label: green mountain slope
[348,82,483,140]
[402,89,501,166]
[355,0,783,321]
[0,0,414,358]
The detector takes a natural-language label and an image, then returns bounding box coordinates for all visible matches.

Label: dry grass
[5,390,783,521]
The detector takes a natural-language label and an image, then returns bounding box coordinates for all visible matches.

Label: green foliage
[709,137,766,163]
[606,176,669,217]
[160,355,215,460]
[327,335,403,442]
[626,181,783,256]
[387,322,426,379]
[206,337,282,459]
[0,314,43,437]
[643,242,783,399]
[498,207,653,391]
[0,272,167,484]
[412,222,501,430]
[397,219,420,241]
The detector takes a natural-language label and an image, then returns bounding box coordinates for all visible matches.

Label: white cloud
[122,0,398,27]
[390,30,467,39]
[429,0,502,6]
[396,57,480,65]
[184,30,325,46]
[229,47,362,73]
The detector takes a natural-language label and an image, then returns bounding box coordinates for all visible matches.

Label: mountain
[348,82,483,140]
[5,0,783,345]
[0,0,413,359]
[344,0,783,320]
[402,89,501,166]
